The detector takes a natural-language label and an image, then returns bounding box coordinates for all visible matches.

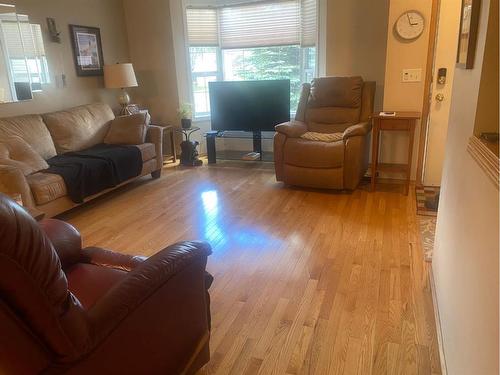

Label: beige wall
[122,0,179,128]
[0,0,130,117]
[325,0,389,111]
[381,0,433,179]
[433,0,499,373]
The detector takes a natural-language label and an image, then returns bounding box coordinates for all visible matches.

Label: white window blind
[186,8,219,46]
[300,0,317,47]
[219,1,300,49]
[186,0,317,49]
[1,21,45,59]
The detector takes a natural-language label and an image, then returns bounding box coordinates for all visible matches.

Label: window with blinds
[186,0,317,48]
[185,0,318,118]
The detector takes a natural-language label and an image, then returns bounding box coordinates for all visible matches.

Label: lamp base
[118,89,131,116]
[119,104,132,116]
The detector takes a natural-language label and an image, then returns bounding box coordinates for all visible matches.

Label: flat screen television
[209,80,290,132]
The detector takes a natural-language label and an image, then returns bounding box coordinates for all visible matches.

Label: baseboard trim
[429,266,448,375]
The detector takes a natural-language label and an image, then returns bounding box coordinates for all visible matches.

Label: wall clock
[395,10,425,41]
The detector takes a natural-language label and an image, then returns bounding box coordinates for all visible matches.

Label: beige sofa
[0,103,163,217]
[274,76,375,190]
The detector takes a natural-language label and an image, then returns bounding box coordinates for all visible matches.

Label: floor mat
[418,216,436,262]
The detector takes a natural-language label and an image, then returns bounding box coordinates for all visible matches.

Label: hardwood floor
[60,161,442,375]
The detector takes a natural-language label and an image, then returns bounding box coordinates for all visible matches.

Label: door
[421,0,462,186]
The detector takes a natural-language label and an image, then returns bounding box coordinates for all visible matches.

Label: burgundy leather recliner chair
[0,193,213,374]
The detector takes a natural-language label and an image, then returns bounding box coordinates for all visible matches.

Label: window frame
[184,4,319,122]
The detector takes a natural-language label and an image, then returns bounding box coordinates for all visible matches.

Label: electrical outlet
[402,68,422,82]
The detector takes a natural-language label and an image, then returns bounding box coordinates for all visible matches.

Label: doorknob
[435,93,444,102]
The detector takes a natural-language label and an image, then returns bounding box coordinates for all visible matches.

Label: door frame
[416,0,441,187]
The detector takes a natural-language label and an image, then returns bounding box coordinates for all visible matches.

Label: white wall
[432,0,499,373]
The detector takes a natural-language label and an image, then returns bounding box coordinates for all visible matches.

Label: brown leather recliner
[0,193,213,375]
[274,76,376,190]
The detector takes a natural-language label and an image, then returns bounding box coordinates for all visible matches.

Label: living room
[0,0,498,374]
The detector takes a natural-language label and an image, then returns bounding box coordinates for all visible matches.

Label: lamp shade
[104,63,138,89]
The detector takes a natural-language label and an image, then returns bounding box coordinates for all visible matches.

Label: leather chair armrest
[0,164,34,207]
[275,121,308,138]
[88,241,212,343]
[145,125,164,171]
[342,121,371,140]
[80,247,147,272]
[39,219,82,269]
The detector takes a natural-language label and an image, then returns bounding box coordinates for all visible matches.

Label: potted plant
[178,103,193,129]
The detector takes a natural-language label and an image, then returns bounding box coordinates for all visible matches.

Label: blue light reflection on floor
[200,189,282,252]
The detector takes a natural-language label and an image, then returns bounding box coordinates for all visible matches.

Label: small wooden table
[370,111,421,195]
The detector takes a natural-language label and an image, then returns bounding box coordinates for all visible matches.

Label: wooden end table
[370,111,421,195]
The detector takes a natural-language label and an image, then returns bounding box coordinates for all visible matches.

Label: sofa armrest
[275,121,308,138]
[0,164,34,207]
[145,125,164,171]
[342,122,371,140]
[80,246,147,272]
[39,219,82,269]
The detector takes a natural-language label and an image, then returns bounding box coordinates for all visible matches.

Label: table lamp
[104,63,138,115]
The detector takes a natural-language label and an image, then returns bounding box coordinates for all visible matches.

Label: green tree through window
[228,46,302,110]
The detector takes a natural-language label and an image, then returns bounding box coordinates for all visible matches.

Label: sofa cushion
[0,114,57,159]
[135,143,156,162]
[104,113,148,145]
[42,103,115,154]
[284,138,344,169]
[26,172,67,205]
[0,136,49,176]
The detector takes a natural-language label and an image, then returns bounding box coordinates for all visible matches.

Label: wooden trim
[429,266,449,375]
[456,0,482,69]
[416,0,441,187]
[467,136,500,189]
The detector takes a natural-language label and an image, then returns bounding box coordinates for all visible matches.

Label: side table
[151,124,176,163]
[370,112,421,195]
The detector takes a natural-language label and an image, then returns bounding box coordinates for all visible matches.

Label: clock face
[395,11,425,40]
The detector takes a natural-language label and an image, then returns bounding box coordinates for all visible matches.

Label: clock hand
[407,13,418,26]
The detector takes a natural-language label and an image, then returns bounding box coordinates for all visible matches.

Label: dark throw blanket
[46,144,143,203]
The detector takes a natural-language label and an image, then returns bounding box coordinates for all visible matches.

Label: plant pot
[181,118,192,129]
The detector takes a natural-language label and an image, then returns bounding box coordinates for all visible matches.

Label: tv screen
[209,80,290,132]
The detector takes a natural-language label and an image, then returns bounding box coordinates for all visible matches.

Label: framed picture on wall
[456,0,481,69]
[69,24,104,76]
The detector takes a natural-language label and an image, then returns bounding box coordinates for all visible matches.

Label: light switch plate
[402,68,422,82]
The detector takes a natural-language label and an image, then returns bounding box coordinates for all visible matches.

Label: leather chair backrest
[0,194,89,363]
[295,76,375,134]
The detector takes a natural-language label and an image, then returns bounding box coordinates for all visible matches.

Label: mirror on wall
[0,4,49,103]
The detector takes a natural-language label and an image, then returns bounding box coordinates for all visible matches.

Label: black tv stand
[252,131,262,156]
[205,130,274,164]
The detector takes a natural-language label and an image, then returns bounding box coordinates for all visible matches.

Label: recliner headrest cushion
[308,76,363,108]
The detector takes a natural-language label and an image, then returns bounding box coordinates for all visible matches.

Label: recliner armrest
[88,241,212,344]
[80,246,146,272]
[275,121,308,138]
[342,121,371,140]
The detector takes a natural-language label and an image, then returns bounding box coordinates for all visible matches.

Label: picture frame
[456,0,481,69]
[69,24,104,76]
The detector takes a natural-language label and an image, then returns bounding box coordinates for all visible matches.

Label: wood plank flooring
[60,162,442,375]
